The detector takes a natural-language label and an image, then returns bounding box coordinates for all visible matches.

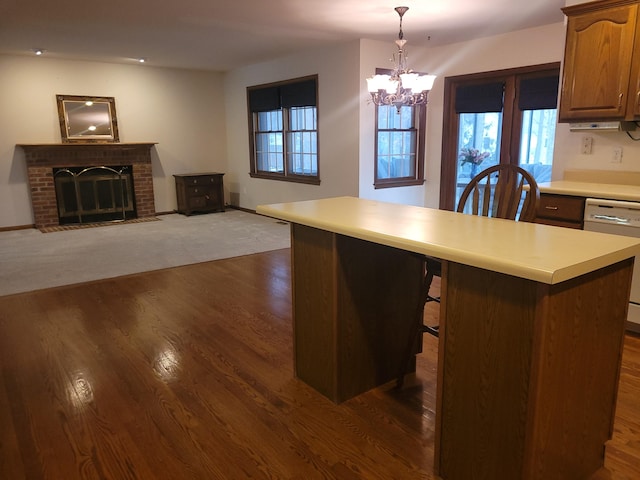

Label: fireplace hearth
[19,143,156,229]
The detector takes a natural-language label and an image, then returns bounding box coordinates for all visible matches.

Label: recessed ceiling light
[33,48,45,56]
[138,58,146,63]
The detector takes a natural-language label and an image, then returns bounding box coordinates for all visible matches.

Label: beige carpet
[0,210,290,297]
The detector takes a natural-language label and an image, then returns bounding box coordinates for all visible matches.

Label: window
[374,70,426,189]
[247,76,319,185]
[517,75,558,182]
[440,64,560,209]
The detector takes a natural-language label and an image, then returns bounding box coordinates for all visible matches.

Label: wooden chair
[397,164,540,386]
[456,164,540,222]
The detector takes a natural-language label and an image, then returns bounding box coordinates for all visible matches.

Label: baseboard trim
[227,204,257,214]
[0,224,35,232]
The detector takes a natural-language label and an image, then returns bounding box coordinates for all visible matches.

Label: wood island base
[290,225,632,480]
[435,259,631,479]
[291,224,424,403]
[258,196,640,480]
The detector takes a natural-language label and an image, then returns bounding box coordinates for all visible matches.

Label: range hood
[569,121,637,132]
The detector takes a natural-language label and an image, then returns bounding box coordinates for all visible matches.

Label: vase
[470,163,478,178]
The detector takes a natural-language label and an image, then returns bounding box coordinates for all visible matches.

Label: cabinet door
[188,192,207,209]
[560,3,638,121]
[204,186,222,209]
[630,66,640,117]
[628,9,640,117]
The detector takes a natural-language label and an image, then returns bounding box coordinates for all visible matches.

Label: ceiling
[1,0,566,72]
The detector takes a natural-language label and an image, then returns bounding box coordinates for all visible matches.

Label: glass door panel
[455,112,502,208]
[518,109,556,184]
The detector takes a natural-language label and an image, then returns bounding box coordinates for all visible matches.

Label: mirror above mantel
[56,94,119,143]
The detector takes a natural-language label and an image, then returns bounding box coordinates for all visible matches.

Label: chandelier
[367,6,436,111]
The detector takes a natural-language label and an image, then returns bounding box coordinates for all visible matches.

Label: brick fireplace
[19,143,156,229]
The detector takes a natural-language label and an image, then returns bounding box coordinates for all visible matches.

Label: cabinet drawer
[188,196,207,209]
[535,217,583,230]
[187,186,206,196]
[537,194,585,223]
[184,175,220,186]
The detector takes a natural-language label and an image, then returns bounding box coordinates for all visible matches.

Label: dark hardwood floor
[0,249,638,479]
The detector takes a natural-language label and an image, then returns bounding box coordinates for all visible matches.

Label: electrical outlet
[612,146,623,163]
[581,136,593,154]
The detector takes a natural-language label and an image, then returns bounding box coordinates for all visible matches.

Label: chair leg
[423,324,439,338]
[397,260,438,387]
[424,289,440,337]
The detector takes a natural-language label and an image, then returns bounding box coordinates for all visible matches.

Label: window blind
[248,87,280,113]
[248,77,317,112]
[455,82,505,113]
[518,75,559,110]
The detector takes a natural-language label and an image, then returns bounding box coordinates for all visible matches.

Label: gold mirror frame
[56,94,119,143]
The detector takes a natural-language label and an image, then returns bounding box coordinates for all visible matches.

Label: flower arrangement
[459,147,490,166]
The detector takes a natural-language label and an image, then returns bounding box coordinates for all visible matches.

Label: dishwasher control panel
[584,198,640,228]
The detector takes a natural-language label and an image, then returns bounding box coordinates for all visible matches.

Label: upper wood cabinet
[559,0,640,122]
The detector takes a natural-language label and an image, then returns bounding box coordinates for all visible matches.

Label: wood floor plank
[0,249,638,479]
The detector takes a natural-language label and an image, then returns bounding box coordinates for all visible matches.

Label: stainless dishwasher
[583,198,640,333]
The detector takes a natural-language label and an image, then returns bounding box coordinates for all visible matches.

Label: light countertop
[257,196,640,285]
[538,180,640,202]
[538,169,640,201]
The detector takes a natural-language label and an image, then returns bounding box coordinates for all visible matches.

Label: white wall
[361,18,640,209]
[223,41,361,211]
[553,124,640,176]
[0,55,225,228]
[358,38,434,207]
[4,12,630,228]
[359,23,567,209]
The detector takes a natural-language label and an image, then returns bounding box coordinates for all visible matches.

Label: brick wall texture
[21,143,156,228]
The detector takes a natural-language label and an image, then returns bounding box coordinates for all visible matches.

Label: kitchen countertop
[538,169,640,201]
[257,196,640,285]
[537,180,640,202]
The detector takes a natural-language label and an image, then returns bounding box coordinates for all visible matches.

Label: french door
[439,63,560,210]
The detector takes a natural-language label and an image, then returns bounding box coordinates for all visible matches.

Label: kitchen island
[257,196,640,480]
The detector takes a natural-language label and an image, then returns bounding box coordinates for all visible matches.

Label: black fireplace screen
[54,166,136,225]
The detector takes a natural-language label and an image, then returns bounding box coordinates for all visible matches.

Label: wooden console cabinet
[174,172,225,215]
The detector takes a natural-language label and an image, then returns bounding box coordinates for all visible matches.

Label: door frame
[439,63,560,210]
